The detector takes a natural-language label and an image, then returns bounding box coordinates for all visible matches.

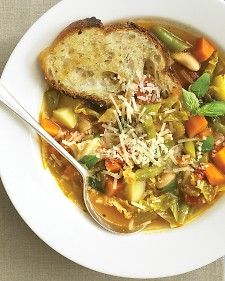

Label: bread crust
[39,17,181,106]
[53,17,103,46]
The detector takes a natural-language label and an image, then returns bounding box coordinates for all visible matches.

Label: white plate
[0,0,225,278]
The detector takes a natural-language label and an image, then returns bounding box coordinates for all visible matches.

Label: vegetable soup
[40,19,225,231]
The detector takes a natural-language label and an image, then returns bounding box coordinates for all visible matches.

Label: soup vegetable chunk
[40,19,225,231]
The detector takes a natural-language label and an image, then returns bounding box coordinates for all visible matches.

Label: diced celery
[135,166,164,181]
[45,90,60,112]
[199,153,209,163]
[184,141,196,158]
[162,94,179,108]
[165,140,176,149]
[205,52,218,78]
[172,121,185,139]
[143,115,156,139]
[144,103,161,114]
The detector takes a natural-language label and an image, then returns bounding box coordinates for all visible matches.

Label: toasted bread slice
[39,17,181,106]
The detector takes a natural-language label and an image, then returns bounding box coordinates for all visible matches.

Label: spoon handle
[0,82,87,179]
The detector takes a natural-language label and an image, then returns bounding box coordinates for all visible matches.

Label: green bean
[212,122,225,134]
[163,111,189,122]
[152,26,192,52]
[135,166,164,181]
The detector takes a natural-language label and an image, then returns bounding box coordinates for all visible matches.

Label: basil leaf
[79,155,99,169]
[190,73,210,98]
[202,136,214,153]
[182,89,200,112]
[196,101,225,117]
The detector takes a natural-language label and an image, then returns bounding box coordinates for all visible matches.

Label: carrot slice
[41,118,60,136]
[105,159,123,173]
[198,127,213,138]
[213,147,225,173]
[205,163,225,186]
[185,116,208,138]
[194,37,215,62]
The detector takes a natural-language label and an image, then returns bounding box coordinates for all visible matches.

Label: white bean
[172,52,201,71]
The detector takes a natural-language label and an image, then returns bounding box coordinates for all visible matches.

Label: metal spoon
[0,82,145,234]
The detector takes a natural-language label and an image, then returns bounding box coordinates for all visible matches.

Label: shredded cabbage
[197,180,217,203]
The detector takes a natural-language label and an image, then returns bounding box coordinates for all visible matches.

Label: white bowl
[0,0,225,278]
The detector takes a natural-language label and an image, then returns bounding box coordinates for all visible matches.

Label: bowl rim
[1,0,225,278]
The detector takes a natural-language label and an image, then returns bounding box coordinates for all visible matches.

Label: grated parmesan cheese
[109,94,122,116]
[173,166,194,173]
[113,110,123,133]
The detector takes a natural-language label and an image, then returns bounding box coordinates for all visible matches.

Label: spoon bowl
[0,81,144,234]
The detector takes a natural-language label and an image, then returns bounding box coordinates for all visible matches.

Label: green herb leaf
[190,73,210,98]
[79,155,99,169]
[182,89,200,112]
[88,177,103,192]
[202,136,215,153]
[196,101,225,117]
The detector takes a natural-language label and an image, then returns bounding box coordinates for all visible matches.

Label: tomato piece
[105,158,123,173]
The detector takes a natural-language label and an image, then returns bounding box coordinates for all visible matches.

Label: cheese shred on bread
[39,17,181,106]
